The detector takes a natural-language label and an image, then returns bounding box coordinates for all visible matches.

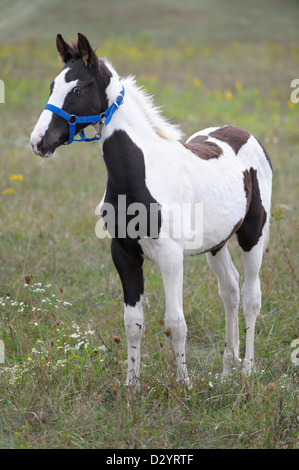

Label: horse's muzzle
[30,134,54,158]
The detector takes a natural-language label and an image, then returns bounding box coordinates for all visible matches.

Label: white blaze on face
[30,68,78,151]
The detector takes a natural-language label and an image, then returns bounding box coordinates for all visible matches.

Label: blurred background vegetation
[0,0,298,449]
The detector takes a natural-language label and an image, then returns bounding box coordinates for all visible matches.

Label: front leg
[155,240,190,386]
[124,300,143,386]
[111,239,144,387]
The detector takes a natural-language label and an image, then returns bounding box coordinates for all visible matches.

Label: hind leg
[236,163,271,373]
[206,244,241,374]
[240,237,264,374]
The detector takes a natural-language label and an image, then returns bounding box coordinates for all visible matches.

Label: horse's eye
[73,87,82,95]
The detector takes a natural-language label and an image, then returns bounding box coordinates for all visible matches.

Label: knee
[124,303,144,341]
[241,282,261,317]
[165,312,187,342]
[219,276,240,307]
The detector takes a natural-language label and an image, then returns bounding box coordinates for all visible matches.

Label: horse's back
[185,124,272,207]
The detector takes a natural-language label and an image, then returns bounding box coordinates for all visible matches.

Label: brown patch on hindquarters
[242,169,252,214]
[181,135,223,160]
[236,168,267,251]
[209,125,250,154]
[210,167,266,255]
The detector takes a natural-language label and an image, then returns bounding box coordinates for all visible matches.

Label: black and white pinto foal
[31,34,272,386]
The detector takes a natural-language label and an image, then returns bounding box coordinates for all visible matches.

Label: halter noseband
[44,85,125,145]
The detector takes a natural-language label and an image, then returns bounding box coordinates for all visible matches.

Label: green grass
[0,0,298,449]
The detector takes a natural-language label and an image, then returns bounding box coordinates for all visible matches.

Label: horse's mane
[102,58,183,142]
[124,76,183,141]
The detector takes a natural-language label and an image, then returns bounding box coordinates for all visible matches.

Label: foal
[30,34,272,386]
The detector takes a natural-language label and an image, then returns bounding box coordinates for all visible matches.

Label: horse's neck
[105,84,158,141]
[99,88,159,203]
[100,79,159,160]
[99,74,182,199]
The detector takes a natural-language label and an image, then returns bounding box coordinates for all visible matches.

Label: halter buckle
[68,114,77,124]
[113,92,124,109]
[94,114,106,138]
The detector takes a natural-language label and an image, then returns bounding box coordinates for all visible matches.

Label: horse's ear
[56,34,72,63]
[77,33,98,67]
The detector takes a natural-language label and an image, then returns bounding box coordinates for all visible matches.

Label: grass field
[0,0,298,449]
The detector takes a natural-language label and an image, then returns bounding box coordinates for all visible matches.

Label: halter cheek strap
[44,85,125,145]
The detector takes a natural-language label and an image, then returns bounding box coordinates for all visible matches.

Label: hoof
[223,348,241,375]
[177,375,193,390]
[125,377,141,392]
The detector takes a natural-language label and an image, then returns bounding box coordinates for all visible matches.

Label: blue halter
[44,85,125,145]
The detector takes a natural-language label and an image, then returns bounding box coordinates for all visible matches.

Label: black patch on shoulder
[102,129,161,242]
[236,168,267,251]
[181,135,223,160]
[102,130,162,307]
[102,130,161,253]
[209,125,250,154]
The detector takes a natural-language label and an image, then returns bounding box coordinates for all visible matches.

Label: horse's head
[30,33,112,157]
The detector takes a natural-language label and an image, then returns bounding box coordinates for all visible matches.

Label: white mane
[102,58,183,141]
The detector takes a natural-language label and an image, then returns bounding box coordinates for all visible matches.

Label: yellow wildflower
[127,46,138,56]
[268,99,280,106]
[2,188,16,195]
[288,100,295,108]
[193,78,202,89]
[235,81,243,92]
[9,174,23,181]
[225,90,233,100]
